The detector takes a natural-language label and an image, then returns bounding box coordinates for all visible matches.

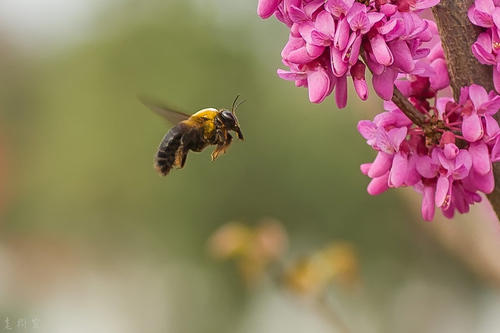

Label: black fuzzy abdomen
[154,125,184,176]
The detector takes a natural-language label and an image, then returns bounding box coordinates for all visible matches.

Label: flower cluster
[257,0,500,221]
[469,0,500,93]
[257,0,440,107]
[358,84,500,220]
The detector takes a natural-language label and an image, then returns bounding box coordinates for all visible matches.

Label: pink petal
[491,136,500,162]
[472,39,496,65]
[303,0,325,17]
[469,169,495,193]
[454,150,473,179]
[435,176,450,208]
[429,58,450,91]
[485,114,500,138]
[307,68,330,103]
[368,151,393,178]
[469,141,491,175]
[462,114,484,142]
[412,0,440,9]
[286,46,318,64]
[305,43,325,58]
[330,47,349,77]
[416,155,438,178]
[388,127,408,148]
[494,7,500,28]
[311,30,331,46]
[475,0,495,13]
[443,143,459,160]
[405,155,421,186]
[367,173,389,195]
[277,69,306,81]
[469,84,489,109]
[360,163,371,175]
[353,76,368,100]
[372,68,397,100]
[357,120,377,142]
[379,4,397,16]
[348,35,362,65]
[335,74,348,108]
[288,5,308,22]
[258,0,281,19]
[389,152,408,187]
[470,9,494,27]
[370,34,394,66]
[347,11,370,34]
[334,18,350,51]
[377,18,400,36]
[388,39,414,73]
[421,184,436,221]
[325,0,354,17]
[315,10,335,37]
[366,12,385,27]
[494,68,500,94]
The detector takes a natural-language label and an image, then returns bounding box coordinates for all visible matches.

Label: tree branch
[391,88,427,127]
[432,0,500,219]
[360,51,428,128]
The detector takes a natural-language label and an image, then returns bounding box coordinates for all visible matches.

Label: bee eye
[221,110,236,125]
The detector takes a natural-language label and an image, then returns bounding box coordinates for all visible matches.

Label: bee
[140,96,244,176]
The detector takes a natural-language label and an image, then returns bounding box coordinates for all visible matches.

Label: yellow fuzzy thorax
[186,108,219,140]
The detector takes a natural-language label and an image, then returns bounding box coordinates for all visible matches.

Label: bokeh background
[1,1,500,332]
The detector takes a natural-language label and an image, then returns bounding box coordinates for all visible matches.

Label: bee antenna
[231,95,240,113]
[232,96,246,116]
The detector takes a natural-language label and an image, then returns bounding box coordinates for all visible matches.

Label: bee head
[219,110,244,140]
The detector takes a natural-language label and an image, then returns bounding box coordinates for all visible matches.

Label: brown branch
[391,88,427,127]
[432,1,500,219]
[432,1,494,100]
[360,51,427,128]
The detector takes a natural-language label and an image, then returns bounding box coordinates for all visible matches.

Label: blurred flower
[208,218,287,284]
[285,242,358,295]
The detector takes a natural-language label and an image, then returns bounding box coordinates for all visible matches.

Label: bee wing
[139,96,191,124]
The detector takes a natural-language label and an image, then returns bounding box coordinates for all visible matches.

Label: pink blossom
[358,84,500,221]
[471,29,500,93]
[460,84,500,142]
[468,0,497,27]
[469,0,500,93]
[259,0,442,107]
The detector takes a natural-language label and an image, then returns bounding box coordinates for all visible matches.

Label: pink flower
[260,0,442,107]
[469,0,500,93]
[358,84,500,221]
[471,29,500,93]
[350,60,368,100]
[468,0,497,27]
[460,84,500,142]
[277,60,335,103]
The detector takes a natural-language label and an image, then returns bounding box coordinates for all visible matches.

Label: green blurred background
[0,1,499,333]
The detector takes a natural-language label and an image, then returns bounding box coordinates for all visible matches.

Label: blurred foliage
[286,242,358,295]
[208,218,287,284]
[0,1,488,333]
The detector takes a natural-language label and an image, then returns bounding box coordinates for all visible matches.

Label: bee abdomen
[154,128,183,176]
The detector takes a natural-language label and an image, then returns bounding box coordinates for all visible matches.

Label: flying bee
[140,96,244,176]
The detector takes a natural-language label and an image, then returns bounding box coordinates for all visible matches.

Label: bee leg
[175,134,194,168]
[180,145,190,168]
[211,133,232,161]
